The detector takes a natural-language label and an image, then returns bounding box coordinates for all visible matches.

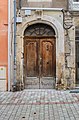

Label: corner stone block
[67,56,75,68]
[68,26,75,41]
[65,41,71,54]
[64,68,70,79]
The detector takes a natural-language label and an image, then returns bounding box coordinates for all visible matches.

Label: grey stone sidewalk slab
[0,89,79,120]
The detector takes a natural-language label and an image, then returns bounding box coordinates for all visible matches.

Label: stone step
[70,86,79,93]
[74,87,79,89]
[70,90,79,93]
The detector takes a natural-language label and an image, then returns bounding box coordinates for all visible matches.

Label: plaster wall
[0,0,8,91]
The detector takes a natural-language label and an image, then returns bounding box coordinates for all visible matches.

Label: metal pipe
[8,0,11,91]
[13,0,17,88]
[19,0,22,9]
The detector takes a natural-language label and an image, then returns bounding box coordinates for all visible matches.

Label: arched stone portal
[16,15,65,89]
[24,23,56,89]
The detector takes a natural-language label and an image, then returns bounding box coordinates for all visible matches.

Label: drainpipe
[8,0,11,91]
[19,0,22,9]
[13,0,17,91]
[67,0,69,11]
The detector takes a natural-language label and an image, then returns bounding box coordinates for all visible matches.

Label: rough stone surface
[64,13,75,89]
[64,68,71,79]
[67,56,75,68]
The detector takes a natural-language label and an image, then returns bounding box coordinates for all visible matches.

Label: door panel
[40,77,55,89]
[25,77,39,89]
[40,39,56,88]
[24,38,56,89]
[41,41,53,77]
[26,42,38,77]
[24,40,39,89]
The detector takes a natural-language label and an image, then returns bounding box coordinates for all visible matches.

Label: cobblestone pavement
[0,89,79,120]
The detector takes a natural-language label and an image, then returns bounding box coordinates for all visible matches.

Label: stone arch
[16,15,65,87]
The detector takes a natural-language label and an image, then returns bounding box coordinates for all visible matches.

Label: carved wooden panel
[24,38,56,89]
[25,41,38,77]
[41,40,55,77]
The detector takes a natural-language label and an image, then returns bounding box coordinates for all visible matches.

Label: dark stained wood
[26,41,38,77]
[24,36,55,39]
[24,37,56,89]
[40,39,55,77]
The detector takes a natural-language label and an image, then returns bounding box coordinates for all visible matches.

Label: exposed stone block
[67,56,75,68]
[71,69,75,84]
[68,27,75,41]
[64,68,71,79]
[65,41,71,54]
[70,42,75,55]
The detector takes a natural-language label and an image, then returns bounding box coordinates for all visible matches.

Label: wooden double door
[24,37,56,89]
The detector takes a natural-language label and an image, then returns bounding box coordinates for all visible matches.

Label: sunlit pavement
[0,89,79,120]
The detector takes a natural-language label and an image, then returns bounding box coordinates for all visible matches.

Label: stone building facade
[10,0,79,90]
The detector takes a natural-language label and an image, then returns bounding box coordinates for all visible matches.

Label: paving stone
[0,90,79,120]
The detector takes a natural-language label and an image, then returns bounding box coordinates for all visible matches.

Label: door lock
[40,58,42,65]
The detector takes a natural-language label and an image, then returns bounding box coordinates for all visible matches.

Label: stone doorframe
[16,15,65,89]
